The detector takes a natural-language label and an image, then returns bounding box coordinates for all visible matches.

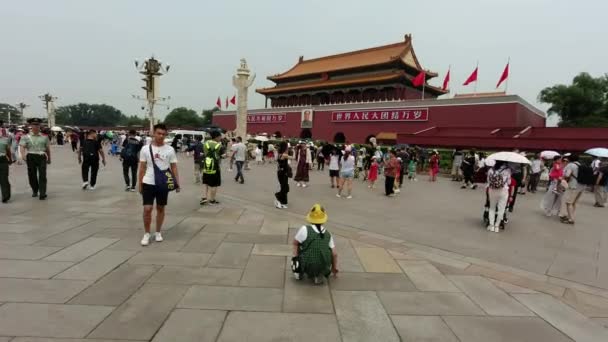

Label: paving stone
[0,244,62,260]
[106,237,189,252]
[449,275,534,316]
[283,272,333,313]
[443,316,574,342]
[11,338,141,342]
[128,251,211,266]
[562,288,608,317]
[54,250,135,280]
[333,237,364,272]
[33,224,106,248]
[217,311,341,342]
[178,285,283,312]
[252,243,292,256]
[0,278,91,303]
[0,260,73,279]
[489,278,539,294]
[44,237,118,262]
[408,248,471,269]
[333,291,400,342]
[89,283,189,340]
[208,242,252,268]
[259,219,289,235]
[378,291,485,315]
[467,265,566,297]
[69,264,159,306]
[236,211,264,225]
[217,207,245,223]
[592,317,608,328]
[152,309,226,342]
[391,315,459,342]
[398,260,460,292]
[180,232,226,253]
[224,233,286,244]
[354,247,402,273]
[330,272,415,291]
[514,293,608,342]
[240,255,285,288]
[0,338,11,342]
[0,303,113,338]
[148,266,242,286]
[203,223,260,234]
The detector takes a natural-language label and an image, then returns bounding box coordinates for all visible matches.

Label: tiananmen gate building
[213,35,608,151]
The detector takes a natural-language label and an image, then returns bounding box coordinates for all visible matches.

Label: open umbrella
[254,135,269,142]
[585,147,608,158]
[487,151,531,165]
[540,150,560,159]
[50,126,63,132]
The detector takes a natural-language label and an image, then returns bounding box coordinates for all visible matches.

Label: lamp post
[39,94,57,128]
[16,102,29,125]
[134,56,170,132]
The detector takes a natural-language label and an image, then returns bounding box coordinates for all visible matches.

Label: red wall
[213,101,546,143]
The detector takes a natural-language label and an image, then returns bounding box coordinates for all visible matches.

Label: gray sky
[2,0,607,126]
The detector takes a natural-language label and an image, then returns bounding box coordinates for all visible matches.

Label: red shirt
[384,157,400,177]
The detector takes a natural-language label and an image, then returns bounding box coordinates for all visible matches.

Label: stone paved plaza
[1,146,608,341]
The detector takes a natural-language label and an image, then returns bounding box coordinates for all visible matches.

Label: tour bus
[164,129,207,150]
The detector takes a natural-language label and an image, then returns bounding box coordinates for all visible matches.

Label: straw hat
[306,204,328,224]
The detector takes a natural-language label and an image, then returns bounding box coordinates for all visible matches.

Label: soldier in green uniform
[19,118,51,200]
[0,120,13,203]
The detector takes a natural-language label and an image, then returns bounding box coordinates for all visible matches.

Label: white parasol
[50,126,63,132]
[585,147,608,158]
[254,135,269,142]
[487,151,531,165]
[540,150,560,159]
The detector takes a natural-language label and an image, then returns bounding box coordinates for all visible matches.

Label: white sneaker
[296,183,302,187]
[487,225,493,231]
[281,204,288,209]
[140,233,151,246]
[275,199,282,209]
[394,189,401,193]
[155,232,163,242]
[89,186,96,191]
[336,193,341,198]
[494,226,500,233]
[82,182,89,190]
[302,183,307,188]
[346,195,352,199]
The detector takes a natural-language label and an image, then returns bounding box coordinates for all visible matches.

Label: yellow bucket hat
[306,204,328,224]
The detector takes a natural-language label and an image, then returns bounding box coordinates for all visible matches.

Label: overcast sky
[2,0,606,126]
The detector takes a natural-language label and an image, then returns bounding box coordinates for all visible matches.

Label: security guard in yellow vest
[201,130,223,205]
[19,118,51,200]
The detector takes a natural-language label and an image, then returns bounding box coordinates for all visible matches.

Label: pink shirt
[549,161,563,181]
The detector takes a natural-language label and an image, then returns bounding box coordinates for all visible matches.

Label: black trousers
[123,160,138,187]
[26,154,47,196]
[275,172,289,205]
[71,141,78,152]
[317,157,325,170]
[398,166,405,187]
[527,172,540,192]
[385,176,395,196]
[82,158,99,186]
[0,156,10,201]
[509,173,523,212]
[463,170,474,186]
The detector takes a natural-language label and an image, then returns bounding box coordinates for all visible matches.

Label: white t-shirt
[139,144,178,185]
[294,225,335,249]
[231,142,247,162]
[329,155,340,170]
[340,155,355,173]
[144,136,152,146]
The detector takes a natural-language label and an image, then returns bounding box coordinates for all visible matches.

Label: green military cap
[27,118,43,125]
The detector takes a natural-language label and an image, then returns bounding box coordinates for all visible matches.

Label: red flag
[496,62,509,88]
[412,71,425,87]
[442,69,450,91]
[463,67,478,86]
[225,96,229,109]
[216,96,222,109]
[230,95,236,105]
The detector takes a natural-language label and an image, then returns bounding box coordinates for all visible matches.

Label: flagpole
[448,64,451,95]
[422,72,426,100]
[505,57,510,94]
[474,61,478,96]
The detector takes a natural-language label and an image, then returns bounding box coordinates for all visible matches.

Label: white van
[165,130,207,150]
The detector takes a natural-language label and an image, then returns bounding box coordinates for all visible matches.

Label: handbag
[149,145,178,192]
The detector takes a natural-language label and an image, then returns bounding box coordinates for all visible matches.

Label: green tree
[0,103,23,124]
[55,103,127,126]
[163,107,203,127]
[201,106,220,125]
[539,72,608,127]
[123,115,149,127]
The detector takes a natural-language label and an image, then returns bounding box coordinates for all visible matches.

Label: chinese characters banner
[247,113,287,124]
[331,108,429,122]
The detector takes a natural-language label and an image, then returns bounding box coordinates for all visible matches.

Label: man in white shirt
[138,124,180,246]
[527,153,544,193]
[560,154,584,224]
[231,136,247,184]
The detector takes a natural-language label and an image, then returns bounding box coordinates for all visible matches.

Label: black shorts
[141,183,169,206]
[329,170,339,177]
[203,170,221,187]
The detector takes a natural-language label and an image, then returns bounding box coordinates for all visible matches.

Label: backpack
[573,162,595,186]
[82,139,98,159]
[121,138,140,161]
[203,141,220,175]
[298,226,333,278]
[488,169,506,189]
